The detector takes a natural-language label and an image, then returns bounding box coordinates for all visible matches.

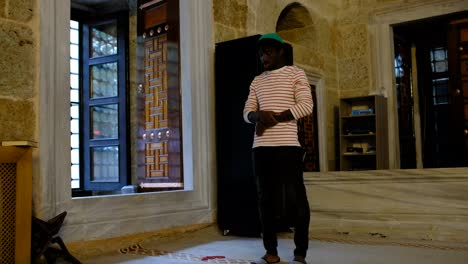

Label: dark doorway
[215,35,319,236]
[393,11,468,168]
[297,84,319,171]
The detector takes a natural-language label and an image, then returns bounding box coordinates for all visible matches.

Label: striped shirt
[243,65,313,148]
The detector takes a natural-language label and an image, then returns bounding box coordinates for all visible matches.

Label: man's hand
[257,111,278,127]
[274,110,295,122]
[256,122,267,136]
[248,111,278,127]
[248,111,279,136]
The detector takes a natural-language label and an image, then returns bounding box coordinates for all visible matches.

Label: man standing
[244,33,313,264]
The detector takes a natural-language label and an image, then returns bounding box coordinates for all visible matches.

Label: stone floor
[68,225,468,264]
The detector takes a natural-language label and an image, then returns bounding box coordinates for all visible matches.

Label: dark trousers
[252,146,310,257]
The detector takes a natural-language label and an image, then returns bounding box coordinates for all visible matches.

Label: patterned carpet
[120,244,252,263]
[117,233,468,264]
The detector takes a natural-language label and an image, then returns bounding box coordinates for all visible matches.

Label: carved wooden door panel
[297,85,319,171]
[137,0,182,190]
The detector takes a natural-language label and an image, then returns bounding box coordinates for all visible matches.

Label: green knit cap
[258,33,285,45]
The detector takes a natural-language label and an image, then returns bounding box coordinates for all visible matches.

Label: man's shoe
[251,254,280,264]
[290,255,307,264]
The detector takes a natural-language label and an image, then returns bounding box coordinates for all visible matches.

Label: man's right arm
[243,84,258,124]
[243,82,278,136]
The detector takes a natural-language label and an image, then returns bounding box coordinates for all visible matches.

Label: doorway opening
[393,11,468,168]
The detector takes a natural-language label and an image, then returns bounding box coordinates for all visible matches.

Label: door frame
[369,0,467,169]
[297,66,328,172]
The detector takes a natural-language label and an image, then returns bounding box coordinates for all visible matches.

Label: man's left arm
[275,69,313,122]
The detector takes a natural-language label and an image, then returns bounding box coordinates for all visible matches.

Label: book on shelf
[1,141,38,147]
[351,109,373,116]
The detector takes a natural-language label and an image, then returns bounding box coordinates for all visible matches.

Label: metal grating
[0,163,16,263]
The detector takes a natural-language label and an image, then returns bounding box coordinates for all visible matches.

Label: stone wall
[336,0,379,98]
[0,0,38,141]
[213,0,248,43]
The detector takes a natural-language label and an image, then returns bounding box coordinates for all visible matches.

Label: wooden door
[448,18,468,166]
[136,0,182,190]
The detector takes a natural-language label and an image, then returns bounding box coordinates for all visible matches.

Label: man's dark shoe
[290,255,307,264]
[251,254,280,264]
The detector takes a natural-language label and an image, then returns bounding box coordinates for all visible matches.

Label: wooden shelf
[339,95,388,171]
[341,114,376,119]
[342,134,375,137]
[342,152,377,156]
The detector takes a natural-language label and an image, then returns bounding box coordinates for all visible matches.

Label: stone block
[342,0,383,10]
[324,54,337,76]
[293,45,325,71]
[0,21,35,99]
[307,169,468,242]
[0,0,6,18]
[213,0,247,30]
[280,26,319,51]
[214,23,238,43]
[340,89,370,99]
[337,56,370,92]
[337,7,369,25]
[337,24,368,59]
[213,1,223,24]
[280,21,334,60]
[7,0,34,22]
[0,98,35,141]
[246,5,257,33]
[325,76,338,92]
[315,18,333,53]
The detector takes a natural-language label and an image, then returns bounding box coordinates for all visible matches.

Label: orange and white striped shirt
[243,65,313,148]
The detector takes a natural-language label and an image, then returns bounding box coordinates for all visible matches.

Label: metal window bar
[70,20,80,189]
